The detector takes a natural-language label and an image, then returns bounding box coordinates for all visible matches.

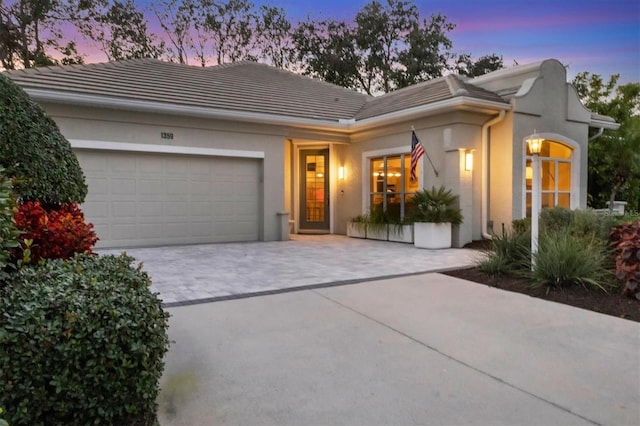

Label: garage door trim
[70,139,265,159]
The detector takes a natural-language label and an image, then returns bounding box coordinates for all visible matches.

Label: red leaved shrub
[610,220,640,300]
[13,201,98,263]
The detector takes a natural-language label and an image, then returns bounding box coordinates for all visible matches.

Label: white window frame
[521,133,580,216]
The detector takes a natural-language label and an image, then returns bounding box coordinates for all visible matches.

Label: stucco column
[445,148,473,247]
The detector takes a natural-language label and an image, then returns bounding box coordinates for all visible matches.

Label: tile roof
[4,59,508,123]
[355,75,508,120]
[4,59,371,121]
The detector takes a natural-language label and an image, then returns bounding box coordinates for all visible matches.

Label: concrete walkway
[99,235,480,305]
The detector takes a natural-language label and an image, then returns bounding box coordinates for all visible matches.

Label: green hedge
[0,168,20,278]
[0,254,170,425]
[0,74,87,204]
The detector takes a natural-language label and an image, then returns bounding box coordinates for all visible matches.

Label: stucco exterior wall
[40,102,288,241]
[341,113,492,246]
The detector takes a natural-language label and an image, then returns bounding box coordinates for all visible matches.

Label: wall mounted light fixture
[464,151,474,171]
[338,166,345,180]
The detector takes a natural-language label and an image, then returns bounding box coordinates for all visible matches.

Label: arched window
[525,140,574,217]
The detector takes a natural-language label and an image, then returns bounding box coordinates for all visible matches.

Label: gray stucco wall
[40,103,288,242]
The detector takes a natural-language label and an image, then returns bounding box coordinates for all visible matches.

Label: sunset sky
[124,0,639,84]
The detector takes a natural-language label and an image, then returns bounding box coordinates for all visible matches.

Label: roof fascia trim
[350,98,511,131]
[26,89,511,133]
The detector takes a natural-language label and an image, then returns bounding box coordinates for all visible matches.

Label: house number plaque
[161,132,174,140]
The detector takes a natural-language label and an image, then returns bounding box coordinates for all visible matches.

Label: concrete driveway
[101,236,639,425]
[157,273,639,426]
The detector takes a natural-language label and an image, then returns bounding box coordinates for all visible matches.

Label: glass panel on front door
[300,149,329,230]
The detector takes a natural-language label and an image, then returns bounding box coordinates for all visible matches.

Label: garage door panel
[111,178,136,195]
[112,201,136,217]
[139,201,163,217]
[78,150,260,248]
[165,158,188,174]
[138,179,163,196]
[111,158,136,172]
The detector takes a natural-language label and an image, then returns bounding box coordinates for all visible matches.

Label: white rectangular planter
[388,224,414,244]
[414,222,452,249]
[346,222,367,238]
[366,225,389,241]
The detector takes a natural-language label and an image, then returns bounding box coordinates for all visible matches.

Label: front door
[299,149,330,232]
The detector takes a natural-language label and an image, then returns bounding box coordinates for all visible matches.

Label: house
[4,58,618,248]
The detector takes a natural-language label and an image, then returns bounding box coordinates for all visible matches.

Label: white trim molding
[69,139,265,159]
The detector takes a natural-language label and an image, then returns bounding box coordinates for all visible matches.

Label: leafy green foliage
[0,253,170,425]
[408,186,463,224]
[294,0,463,94]
[610,220,640,300]
[12,201,98,263]
[572,72,640,211]
[456,53,504,77]
[0,168,20,279]
[0,74,88,204]
[478,210,620,292]
[531,232,612,291]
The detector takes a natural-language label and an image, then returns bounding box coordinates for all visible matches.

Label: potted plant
[386,202,413,244]
[409,186,463,249]
[365,204,389,241]
[346,214,368,238]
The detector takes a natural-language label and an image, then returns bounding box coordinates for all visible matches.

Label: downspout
[482,110,506,239]
[588,127,604,142]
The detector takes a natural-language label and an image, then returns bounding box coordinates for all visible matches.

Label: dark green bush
[0,254,170,425]
[540,206,574,235]
[0,74,87,204]
[0,168,20,278]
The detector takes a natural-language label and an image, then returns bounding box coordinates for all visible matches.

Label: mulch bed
[442,242,640,323]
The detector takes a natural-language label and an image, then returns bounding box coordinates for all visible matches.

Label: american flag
[410,130,424,182]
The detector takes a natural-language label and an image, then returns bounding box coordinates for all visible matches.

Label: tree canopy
[0,0,505,92]
[573,72,640,211]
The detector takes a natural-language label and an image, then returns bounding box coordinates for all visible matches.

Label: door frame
[291,143,337,235]
[298,148,330,232]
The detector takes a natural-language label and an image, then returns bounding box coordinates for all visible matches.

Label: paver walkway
[99,234,479,305]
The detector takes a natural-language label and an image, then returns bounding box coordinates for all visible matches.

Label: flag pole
[411,126,439,177]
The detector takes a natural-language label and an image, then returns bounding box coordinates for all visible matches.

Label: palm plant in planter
[409,186,463,249]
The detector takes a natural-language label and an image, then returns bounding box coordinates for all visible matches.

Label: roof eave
[24,88,347,132]
[25,88,511,134]
[349,97,511,131]
[589,113,620,130]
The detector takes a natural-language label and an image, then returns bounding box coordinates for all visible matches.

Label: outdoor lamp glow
[526,132,544,154]
[464,151,473,171]
[338,166,345,180]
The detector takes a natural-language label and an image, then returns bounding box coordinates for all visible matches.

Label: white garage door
[76,150,261,248]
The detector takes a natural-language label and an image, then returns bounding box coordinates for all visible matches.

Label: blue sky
[246,0,639,84]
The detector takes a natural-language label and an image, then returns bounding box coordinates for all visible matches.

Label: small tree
[572,72,640,211]
[0,73,87,204]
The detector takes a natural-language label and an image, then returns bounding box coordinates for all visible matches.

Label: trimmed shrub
[12,200,98,263]
[571,208,618,241]
[0,74,87,204]
[540,206,574,235]
[0,169,20,279]
[610,220,640,300]
[0,254,170,425]
[531,232,613,291]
